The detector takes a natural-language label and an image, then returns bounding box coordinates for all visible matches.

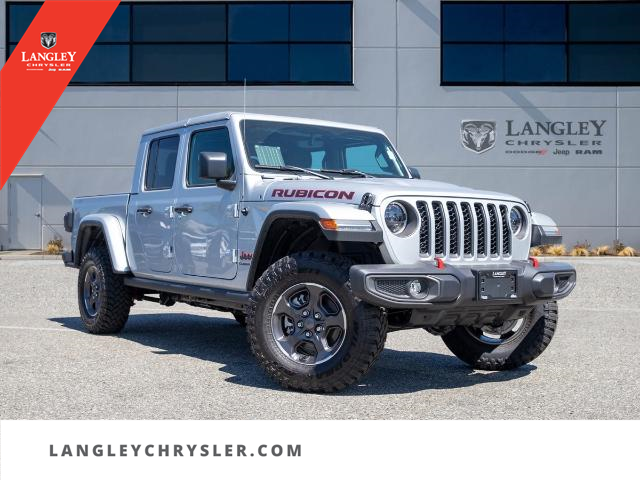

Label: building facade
[1,0,640,250]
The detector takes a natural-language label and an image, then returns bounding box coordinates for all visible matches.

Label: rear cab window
[144,135,180,190]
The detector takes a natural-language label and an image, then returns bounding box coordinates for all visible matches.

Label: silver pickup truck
[63,112,576,393]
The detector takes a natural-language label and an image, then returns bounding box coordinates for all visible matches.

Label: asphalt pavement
[0,257,638,419]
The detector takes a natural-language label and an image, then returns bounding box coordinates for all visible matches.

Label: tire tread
[78,246,132,334]
[246,251,386,393]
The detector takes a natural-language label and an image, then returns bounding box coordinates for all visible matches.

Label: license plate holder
[477,270,518,301]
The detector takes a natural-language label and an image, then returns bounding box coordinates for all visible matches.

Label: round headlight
[510,207,524,235]
[385,202,408,234]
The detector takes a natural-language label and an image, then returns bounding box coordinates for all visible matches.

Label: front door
[174,124,239,280]
[127,134,181,274]
[8,176,42,250]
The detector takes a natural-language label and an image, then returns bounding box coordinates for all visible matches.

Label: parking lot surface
[0,257,638,419]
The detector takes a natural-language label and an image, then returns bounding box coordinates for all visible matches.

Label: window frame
[185,125,236,189]
[440,0,640,87]
[5,1,354,86]
[143,134,181,192]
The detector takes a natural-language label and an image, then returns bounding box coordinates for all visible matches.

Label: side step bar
[123,276,249,309]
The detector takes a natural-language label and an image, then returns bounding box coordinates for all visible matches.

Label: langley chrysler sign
[461,119,607,156]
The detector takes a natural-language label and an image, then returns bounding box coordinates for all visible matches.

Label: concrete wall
[1,0,640,250]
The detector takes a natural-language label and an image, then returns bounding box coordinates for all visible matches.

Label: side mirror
[199,152,229,180]
[409,167,421,179]
[199,152,236,190]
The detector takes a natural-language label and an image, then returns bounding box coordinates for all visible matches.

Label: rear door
[127,133,181,274]
[173,122,240,280]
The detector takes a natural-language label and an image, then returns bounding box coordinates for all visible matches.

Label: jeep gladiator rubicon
[63,112,576,393]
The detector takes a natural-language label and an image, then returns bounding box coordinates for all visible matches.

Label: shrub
[529,246,543,256]
[617,246,637,257]
[544,244,566,256]
[570,246,589,256]
[591,245,610,256]
[46,238,63,255]
[613,240,626,254]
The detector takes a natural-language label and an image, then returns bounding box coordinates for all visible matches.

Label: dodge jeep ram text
[63,112,576,392]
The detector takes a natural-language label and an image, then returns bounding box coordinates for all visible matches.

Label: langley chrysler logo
[461,121,496,154]
[21,31,76,72]
[41,32,57,49]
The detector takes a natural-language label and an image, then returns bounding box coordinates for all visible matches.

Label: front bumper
[350,260,576,310]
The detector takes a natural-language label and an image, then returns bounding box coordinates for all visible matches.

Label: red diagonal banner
[0,1,120,189]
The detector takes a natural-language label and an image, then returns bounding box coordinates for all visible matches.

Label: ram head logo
[461,121,496,154]
[41,32,57,49]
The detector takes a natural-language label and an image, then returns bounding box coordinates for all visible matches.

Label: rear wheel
[442,301,558,370]
[247,252,387,393]
[78,246,132,334]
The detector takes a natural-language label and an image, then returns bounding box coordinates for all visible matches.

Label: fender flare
[75,214,130,273]
[245,202,381,290]
[530,211,563,247]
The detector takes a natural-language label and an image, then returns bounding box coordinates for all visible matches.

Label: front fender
[264,201,382,242]
[245,202,382,290]
[76,214,130,273]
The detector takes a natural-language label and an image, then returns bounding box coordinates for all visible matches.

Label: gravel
[1,258,638,419]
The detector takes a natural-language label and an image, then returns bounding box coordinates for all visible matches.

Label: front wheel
[442,302,558,370]
[247,252,387,393]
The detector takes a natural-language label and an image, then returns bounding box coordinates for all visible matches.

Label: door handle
[137,206,153,216]
[174,205,193,215]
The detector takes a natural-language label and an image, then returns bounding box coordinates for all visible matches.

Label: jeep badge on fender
[62,112,576,393]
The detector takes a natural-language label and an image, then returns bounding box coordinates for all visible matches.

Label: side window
[145,135,180,190]
[187,127,235,187]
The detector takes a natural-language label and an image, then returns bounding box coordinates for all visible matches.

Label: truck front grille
[415,199,514,260]
[432,202,445,256]
[417,202,430,255]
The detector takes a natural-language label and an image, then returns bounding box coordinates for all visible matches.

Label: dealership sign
[460,119,607,156]
[460,121,496,154]
[20,32,77,72]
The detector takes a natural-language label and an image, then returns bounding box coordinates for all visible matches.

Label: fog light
[407,279,427,299]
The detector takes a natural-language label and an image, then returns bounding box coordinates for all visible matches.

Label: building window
[441,1,640,86]
[6,1,353,85]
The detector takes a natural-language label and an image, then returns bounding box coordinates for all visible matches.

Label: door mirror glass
[199,152,229,180]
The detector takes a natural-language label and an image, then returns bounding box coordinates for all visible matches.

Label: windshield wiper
[253,164,331,180]
[320,168,374,178]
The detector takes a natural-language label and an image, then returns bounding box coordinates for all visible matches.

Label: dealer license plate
[477,270,518,301]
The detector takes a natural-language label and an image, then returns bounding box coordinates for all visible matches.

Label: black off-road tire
[78,246,132,334]
[442,301,558,370]
[247,252,387,393]
[232,310,247,327]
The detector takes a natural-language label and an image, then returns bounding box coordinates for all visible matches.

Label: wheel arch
[75,214,130,273]
[245,205,383,290]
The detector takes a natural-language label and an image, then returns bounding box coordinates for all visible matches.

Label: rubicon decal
[271,189,356,200]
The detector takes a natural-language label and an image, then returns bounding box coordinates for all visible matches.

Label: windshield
[240,120,409,178]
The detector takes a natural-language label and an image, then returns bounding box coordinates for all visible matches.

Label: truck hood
[257,177,525,205]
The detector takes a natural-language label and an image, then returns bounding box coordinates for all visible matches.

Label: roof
[142,111,385,136]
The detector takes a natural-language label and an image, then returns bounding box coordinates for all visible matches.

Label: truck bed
[73,193,131,225]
